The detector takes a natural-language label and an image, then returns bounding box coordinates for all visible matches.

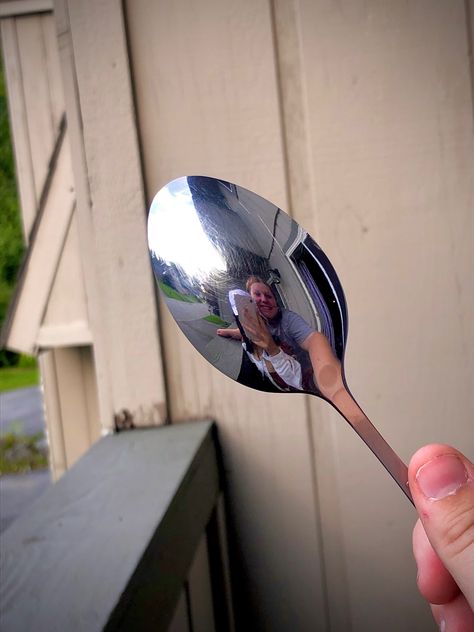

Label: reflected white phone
[233,293,258,341]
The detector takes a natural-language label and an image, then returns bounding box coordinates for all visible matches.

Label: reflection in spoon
[148,176,413,504]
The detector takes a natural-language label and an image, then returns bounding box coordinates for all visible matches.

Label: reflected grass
[158,281,201,303]
[203,314,230,327]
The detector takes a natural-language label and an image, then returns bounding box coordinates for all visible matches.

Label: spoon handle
[330,387,414,504]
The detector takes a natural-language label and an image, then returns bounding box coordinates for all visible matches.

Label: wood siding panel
[53,347,99,469]
[6,131,75,354]
[40,346,100,480]
[40,13,64,130]
[39,350,68,479]
[125,1,329,630]
[294,1,474,630]
[127,0,474,630]
[1,18,37,238]
[42,211,90,337]
[3,0,466,629]
[1,11,65,239]
[15,15,61,205]
[80,346,101,449]
[271,3,352,629]
[54,0,167,429]
[40,346,101,477]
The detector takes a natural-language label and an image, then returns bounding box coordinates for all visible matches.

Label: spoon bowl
[148,175,413,503]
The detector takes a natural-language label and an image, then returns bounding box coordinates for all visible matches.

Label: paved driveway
[0,386,51,534]
[0,386,45,436]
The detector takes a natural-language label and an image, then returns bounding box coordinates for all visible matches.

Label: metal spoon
[147,175,413,504]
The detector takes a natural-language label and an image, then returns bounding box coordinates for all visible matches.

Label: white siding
[125,1,474,630]
[2,0,472,629]
[54,0,167,430]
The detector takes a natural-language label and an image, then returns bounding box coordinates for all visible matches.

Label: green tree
[0,58,25,366]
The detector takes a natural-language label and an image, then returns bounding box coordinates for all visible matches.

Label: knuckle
[439,501,474,559]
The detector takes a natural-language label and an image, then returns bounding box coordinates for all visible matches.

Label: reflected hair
[245,275,266,293]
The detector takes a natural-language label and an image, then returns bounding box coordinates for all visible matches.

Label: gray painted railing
[0,421,234,631]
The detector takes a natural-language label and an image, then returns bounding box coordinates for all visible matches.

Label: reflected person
[218,276,324,393]
[226,289,303,392]
[218,276,362,406]
[218,277,368,419]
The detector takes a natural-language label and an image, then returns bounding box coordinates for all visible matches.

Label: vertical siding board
[125,1,328,630]
[42,211,89,329]
[54,0,167,428]
[79,346,101,447]
[39,347,101,481]
[271,2,353,630]
[6,133,75,354]
[40,12,65,130]
[15,15,57,200]
[296,1,474,630]
[53,347,95,468]
[39,350,67,480]
[2,13,65,240]
[1,18,37,238]
[54,0,114,429]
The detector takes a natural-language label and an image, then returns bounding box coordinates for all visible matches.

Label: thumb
[408,444,474,609]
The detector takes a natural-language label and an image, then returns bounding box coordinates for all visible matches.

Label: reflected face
[249,282,279,319]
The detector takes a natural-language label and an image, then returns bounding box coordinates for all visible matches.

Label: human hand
[216,327,242,340]
[409,445,474,631]
[240,308,279,356]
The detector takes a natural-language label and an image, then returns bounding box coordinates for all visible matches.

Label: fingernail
[416,454,469,500]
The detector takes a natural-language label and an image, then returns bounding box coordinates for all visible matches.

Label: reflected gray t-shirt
[267,309,313,346]
[266,309,314,369]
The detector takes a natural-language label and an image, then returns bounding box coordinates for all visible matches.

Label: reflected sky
[148,179,227,281]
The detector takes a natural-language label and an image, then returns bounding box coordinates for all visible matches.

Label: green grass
[0,430,48,474]
[159,281,201,303]
[0,366,39,392]
[203,314,230,327]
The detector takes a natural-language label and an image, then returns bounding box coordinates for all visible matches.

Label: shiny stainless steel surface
[148,176,413,503]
